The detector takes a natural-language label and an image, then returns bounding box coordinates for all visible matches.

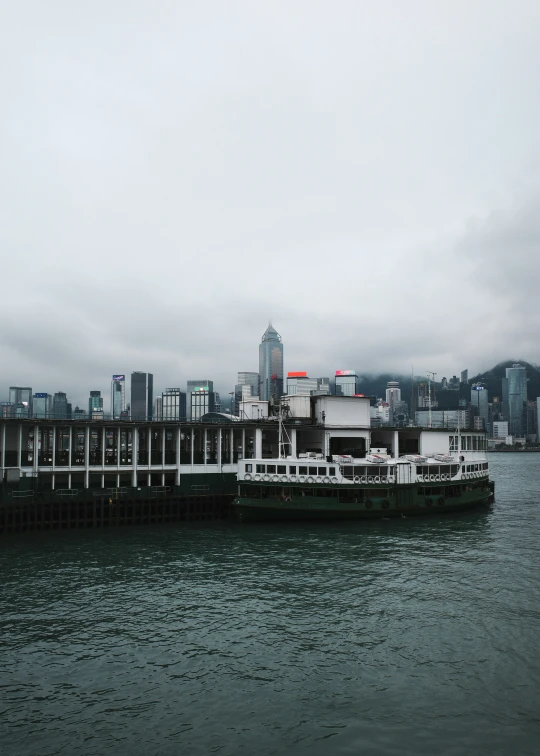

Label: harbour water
[1,454,539,755]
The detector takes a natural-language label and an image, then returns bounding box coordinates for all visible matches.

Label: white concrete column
[52,426,56,470]
[1,423,6,470]
[290,428,297,458]
[148,428,152,468]
[204,429,207,467]
[393,430,399,460]
[217,428,222,469]
[34,425,39,476]
[84,425,90,488]
[255,427,263,459]
[17,424,22,468]
[132,426,138,487]
[68,426,73,470]
[230,428,234,465]
[175,427,181,485]
[190,429,194,468]
[242,428,245,460]
[117,426,121,470]
[101,426,106,468]
[162,427,166,467]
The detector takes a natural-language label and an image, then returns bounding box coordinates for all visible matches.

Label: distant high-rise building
[286,372,318,396]
[259,324,283,402]
[162,389,187,421]
[9,387,32,417]
[1,402,15,418]
[335,370,358,396]
[154,396,163,421]
[385,381,401,422]
[470,385,489,431]
[187,380,215,420]
[190,389,215,420]
[448,376,460,391]
[73,406,87,420]
[234,372,259,414]
[33,392,52,418]
[111,375,126,419]
[88,391,103,418]
[131,372,153,421]
[316,378,330,395]
[53,392,68,419]
[461,370,469,384]
[493,421,509,439]
[503,364,527,436]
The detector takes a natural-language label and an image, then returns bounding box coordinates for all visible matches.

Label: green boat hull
[232,481,494,522]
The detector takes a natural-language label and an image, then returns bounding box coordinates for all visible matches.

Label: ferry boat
[232,396,494,522]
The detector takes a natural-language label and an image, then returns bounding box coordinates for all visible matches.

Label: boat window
[256,464,265,473]
[267,465,276,473]
[449,435,458,451]
[277,465,286,474]
[246,464,252,472]
[289,466,296,474]
[299,466,308,475]
[329,467,336,475]
[318,467,326,475]
[354,466,366,477]
[309,466,317,475]
[343,466,354,479]
[450,465,459,476]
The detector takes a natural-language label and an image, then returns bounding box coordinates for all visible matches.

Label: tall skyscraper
[259,324,283,402]
[53,392,68,419]
[89,391,104,418]
[131,372,154,421]
[33,392,52,418]
[503,364,527,436]
[461,370,469,384]
[470,384,489,431]
[187,380,215,420]
[335,370,358,396]
[386,381,401,423]
[111,375,126,419]
[9,387,32,417]
[162,389,187,421]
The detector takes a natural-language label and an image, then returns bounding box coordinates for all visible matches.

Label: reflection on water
[1,454,539,756]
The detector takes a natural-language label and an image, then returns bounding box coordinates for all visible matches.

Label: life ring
[429,475,436,482]
[330,477,338,484]
[365,499,373,509]
[360,476,367,484]
[289,475,297,483]
[299,476,306,483]
[374,476,381,484]
[253,474,261,482]
[263,474,270,482]
[381,476,388,483]
[435,475,441,482]
[316,476,323,483]
[307,476,315,484]
[281,475,288,483]
[323,476,330,484]
[244,473,252,481]
[353,476,361,484]
[367,476,374,484]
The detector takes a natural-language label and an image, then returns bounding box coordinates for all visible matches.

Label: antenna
[427,371,437,428]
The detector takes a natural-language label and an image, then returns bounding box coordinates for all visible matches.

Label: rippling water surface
[1,454,540,755]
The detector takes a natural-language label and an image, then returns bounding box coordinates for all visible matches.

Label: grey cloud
[2,1,540,404]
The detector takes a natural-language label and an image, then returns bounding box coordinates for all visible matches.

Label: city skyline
[2,3,540,408]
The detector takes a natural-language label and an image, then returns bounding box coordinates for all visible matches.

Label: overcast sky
[2,1,540,407]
